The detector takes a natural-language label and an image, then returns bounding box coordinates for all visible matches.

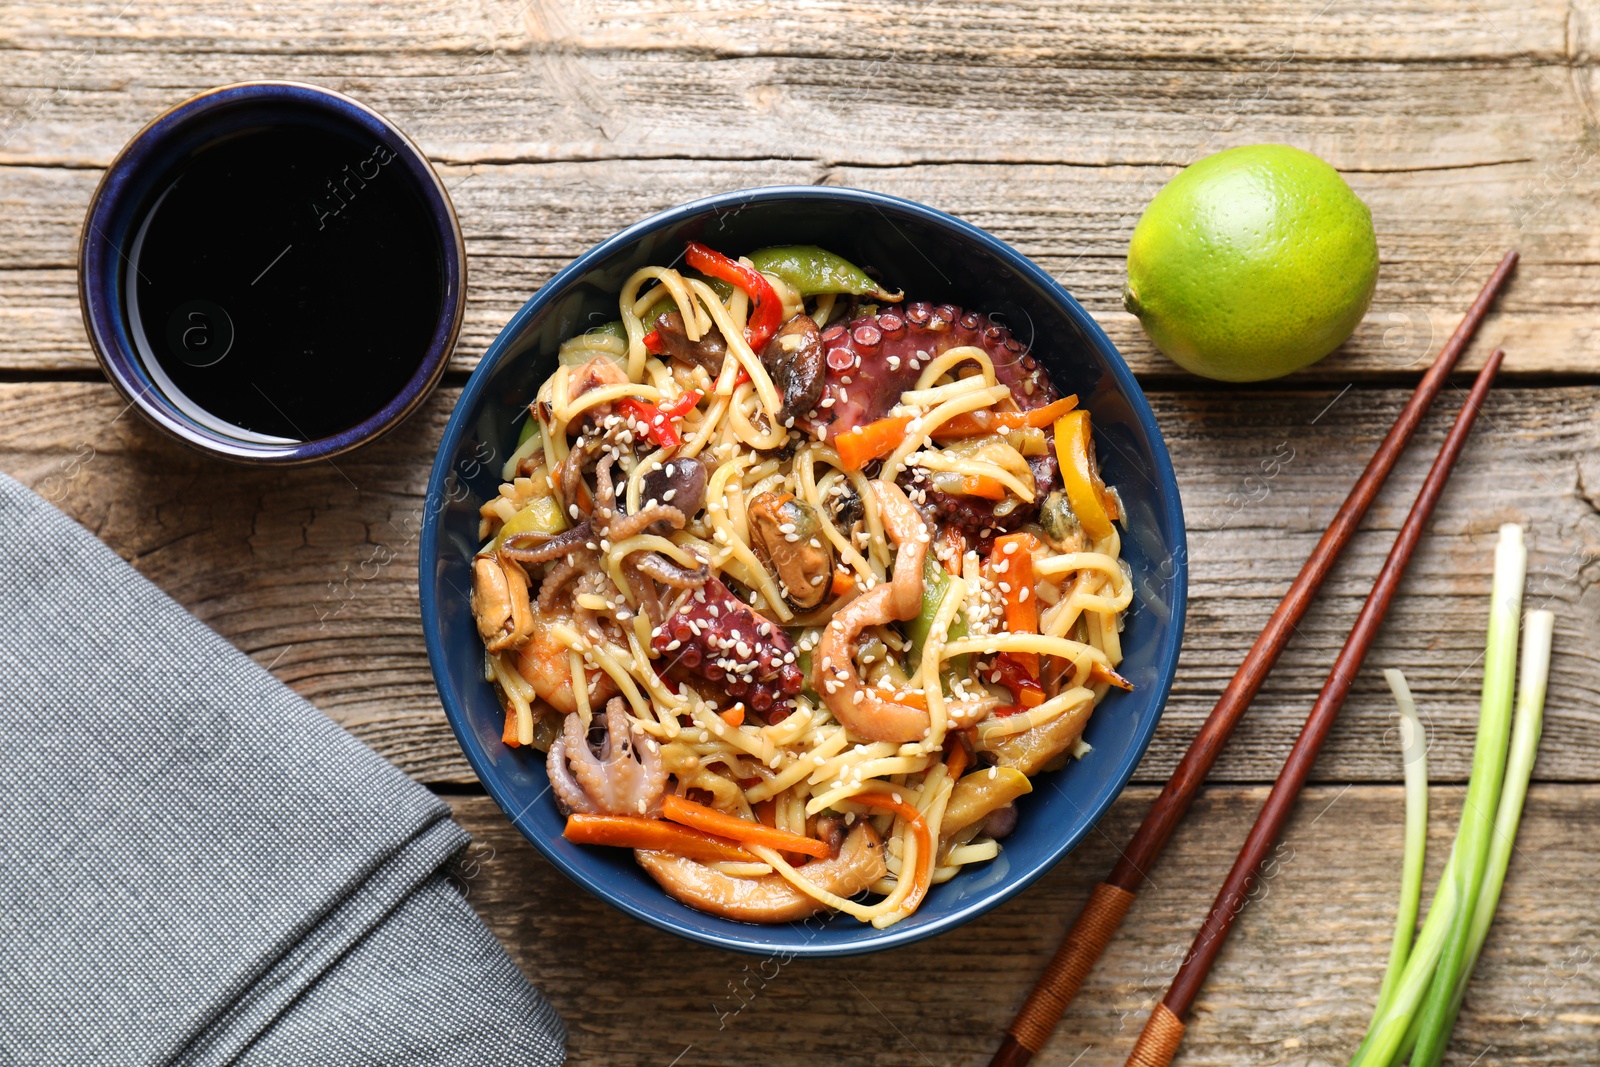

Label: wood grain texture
[2,1,1598,377]
[3,3,1596,1063]
[444,784,1600,1067]
[3,379,1594,786]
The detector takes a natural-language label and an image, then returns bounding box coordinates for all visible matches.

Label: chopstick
[989,250,1518,1067]
[1123,345,1505,1067]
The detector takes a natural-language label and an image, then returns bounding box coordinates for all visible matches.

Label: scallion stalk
[1378,669,1430,1013]
[1350,524,1529,1067]
[1349,668,1431,1067]
[1436,610,1554,1038]
[1408,523,1526,1067]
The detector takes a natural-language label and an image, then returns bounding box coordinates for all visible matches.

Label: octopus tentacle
[546,734,599,814]
[536,551,594,616]
[633,553,710,588]
[559,434,602,519]
[605,505,685,543]
[809,303,1057,441]
[500,520,592,565]
[652,577,803,716]
[807,302,1061,540]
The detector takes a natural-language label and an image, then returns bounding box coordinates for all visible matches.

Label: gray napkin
[0,473,564,1067]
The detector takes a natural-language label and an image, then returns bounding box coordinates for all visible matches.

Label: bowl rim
[421,185,1188,956]
[77,80,466,466]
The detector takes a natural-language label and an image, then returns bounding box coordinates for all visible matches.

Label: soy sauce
[127,124,444,441]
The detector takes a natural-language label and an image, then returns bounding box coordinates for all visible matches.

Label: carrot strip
[885,689,928,711]
[834,414,912,471]
[936,525,966,575]
[995,532,1041,640]
[563,814,757,863]
[945,739,970,781]
[993,533,1043,700]
[851,791,934,915]
[930,394,1078,439]
[958,474,1008,500]
[1089,661,1136,691]
[501,703,521,747]
[661,793,830,859]
[830,568,856,598]
[719,704,746,727]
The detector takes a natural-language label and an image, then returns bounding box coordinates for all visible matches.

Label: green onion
[1408,524,1527,1067]
[1377,669,1430,1015]
[1433,609,1554,1045]
[1351,524,1539,1067]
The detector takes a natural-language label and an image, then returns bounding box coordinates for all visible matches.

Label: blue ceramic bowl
[421,187,1187,956]
[78,82,465,465]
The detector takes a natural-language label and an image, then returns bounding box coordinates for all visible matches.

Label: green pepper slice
[748,245,901,302]
[903,557,970,680]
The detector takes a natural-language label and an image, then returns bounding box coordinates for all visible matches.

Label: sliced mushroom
[940,766,1032,836]
[982,802,1019,840]
[981,695,1097,776]
[760,313,825,421]
[653,311,727,378]
[747,491,835,610]
[640,456,707,516]
[635,822,887,923]
[472,554,534,652]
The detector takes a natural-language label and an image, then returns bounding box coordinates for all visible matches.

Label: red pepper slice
[617,390,702,450]
[685,242,784,351]
[642,329,665,355]
[617,398,681,449]
[659,390,703,420]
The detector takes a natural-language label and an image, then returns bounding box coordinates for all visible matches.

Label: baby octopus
[547,697,667,817]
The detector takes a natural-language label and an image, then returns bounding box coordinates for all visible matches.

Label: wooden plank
[3,379,1595,785]
[444,783,1600,1066]
[2,153,1597,378]
[2,1,1597,378]
[0,0,1570,62]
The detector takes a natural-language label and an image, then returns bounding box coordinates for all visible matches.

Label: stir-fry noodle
[470,242,1133,927]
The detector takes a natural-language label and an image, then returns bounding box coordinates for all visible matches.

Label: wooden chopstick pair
[991,250,1519,1067]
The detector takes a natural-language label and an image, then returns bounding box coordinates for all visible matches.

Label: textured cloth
[0,474,564,1067]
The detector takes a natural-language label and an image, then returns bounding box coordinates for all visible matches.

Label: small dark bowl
[78,81,465,465]
[420,187,1188,956]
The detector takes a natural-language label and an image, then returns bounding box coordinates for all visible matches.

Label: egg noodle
[471,243,1133,928]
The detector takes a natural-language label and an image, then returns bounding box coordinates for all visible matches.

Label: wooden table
[4,3,1597,1063]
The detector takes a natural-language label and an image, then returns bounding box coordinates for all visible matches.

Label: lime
[1124,144,1379,382]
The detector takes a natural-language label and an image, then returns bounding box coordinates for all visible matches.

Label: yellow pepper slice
[488,495,568,551]
[1053,410,1114,542]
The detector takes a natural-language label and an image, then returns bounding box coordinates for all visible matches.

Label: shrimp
[514,611,617,716]
[814,481,992,744]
